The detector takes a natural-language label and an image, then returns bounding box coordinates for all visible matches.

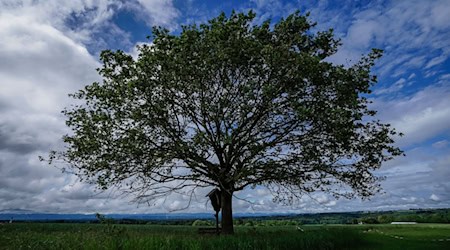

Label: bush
[192,220,212,227]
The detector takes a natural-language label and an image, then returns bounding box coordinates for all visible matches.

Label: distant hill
[0,209,36,214]
[1,208,448,224]
[0,212,279,222]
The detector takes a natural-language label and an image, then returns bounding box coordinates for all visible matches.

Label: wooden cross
[206,188,221,234]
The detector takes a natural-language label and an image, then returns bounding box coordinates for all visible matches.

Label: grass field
[1,223,449,249]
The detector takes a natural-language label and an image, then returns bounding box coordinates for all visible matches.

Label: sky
[0,0,449,215]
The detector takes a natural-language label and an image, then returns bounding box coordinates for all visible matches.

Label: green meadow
[1,223,449,249]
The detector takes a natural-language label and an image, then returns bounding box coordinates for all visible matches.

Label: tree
[377,214,394,224]
[47,11,403,234]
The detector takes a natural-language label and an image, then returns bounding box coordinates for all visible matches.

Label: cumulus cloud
[134,0,179,28]
[0,0,130,52]
[430,194,441,201]
[0,0,184,214]
[373,83,450,147]
[230,0,450,212]
[0,2,105,214]
[370,143,450,209]
[0,1,449,214]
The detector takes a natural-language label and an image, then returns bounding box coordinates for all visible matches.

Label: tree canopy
[48,11,403,234]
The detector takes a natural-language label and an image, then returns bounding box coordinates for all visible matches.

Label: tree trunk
[220,190,234,234]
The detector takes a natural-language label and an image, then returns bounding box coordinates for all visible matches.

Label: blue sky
[0,0,449,214]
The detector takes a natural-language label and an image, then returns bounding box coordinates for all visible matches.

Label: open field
[1,223,449,249]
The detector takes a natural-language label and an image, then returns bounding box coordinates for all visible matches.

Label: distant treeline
[354,208,450,224]
[245,208,450,225]
[2,208,449,225]
[180,208,450,226]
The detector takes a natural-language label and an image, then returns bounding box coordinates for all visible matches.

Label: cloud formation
[0,0,449,214]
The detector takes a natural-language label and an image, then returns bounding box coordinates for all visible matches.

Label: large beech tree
[49,11,402,234]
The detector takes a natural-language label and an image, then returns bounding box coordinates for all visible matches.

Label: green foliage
[377,215,394,224]
[95,213,128,245]
[192,220,213,227]
[361,217,379,224]
[243,221,254,227]
[33,208,447,226]
[236,209,450,225]
[95,213,114,225]
[47,10,403,234]
[357,209,450,224]
[237,219,300,227]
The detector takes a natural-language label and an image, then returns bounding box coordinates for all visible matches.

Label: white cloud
[425,54,448,69]
[0,0,188,214]
[248,0,295,23]
[401,197,417,203]
[345,19,379,49]
[134,0,180,28]
[403,56,427,69]
[128,42,153,60]
[329,0,450,78]
[325,201,337,207]
[430,194,440,201]
[0,0,127,49]
[373,83,450,147]
[0,0,449,215]
[0,3,108,214]
[313,194,337,207]
[432,140,449,149]
[0,14,100,109]
[372,145,450,210]
[374,78,407,95]
[315,194,329,204]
